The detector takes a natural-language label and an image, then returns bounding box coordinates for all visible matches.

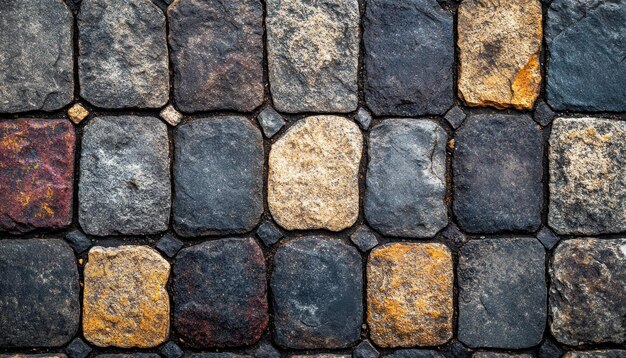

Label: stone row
[1,0,624,114]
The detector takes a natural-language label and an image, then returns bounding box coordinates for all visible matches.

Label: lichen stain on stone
[511,53,542,109]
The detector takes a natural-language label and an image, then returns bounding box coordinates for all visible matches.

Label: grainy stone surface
[536,227,560,250]
[550,238,626,346]
[268,116,362,231]
[355,108,373,130]
[254,343,281,358]
[563,352,626,358]
[65,230,92,254]
[256,220,284,246]
[354,340,380,358]
[160,342,184,358]
[168,0,263,112]
[548,118,626,235]
[350,226,379,252]
[458,238,546,349]
[444,106,466,129]
[367,243,453,347]
[272,237,362,349]
[155,233,184,258]
[458,0,542,110]
[365,119,447,238]
[78,0,169,108]
[83,246,170,348]
[538,339,562,358]
[385,350,444,358]
[160,105,183,126]
[364,0,454,116]
[534,101,555,126]
[173,117,263,236]
[79,116,171,236]
[258,106,286,138]
[294,355,349,358]
[0,239,79,347]
[173,238,268,348]
[190,354,250,358]
[453,113,543,233]
[97,355,160,358]
[65,338,92,358]
[267,0,359,113]
[472,354,532,358]
[448,341,472,358]
[441,224,468,250]
[68,104,90,125]
[0,355,69,358]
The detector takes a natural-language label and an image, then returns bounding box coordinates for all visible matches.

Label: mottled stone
[458,238,546,349]
[267,0,359,113]
[365,119,447,237]
[550,238,626,345]
[272,237,362,349]
[385,351,445,358]
[364,0,454,116]
[355,108,373,130]
[472,354,532,358]
[453,114,543,233]
[0,355,69,358]
[536,227,560,250]
[458,0,542,110]
[294,356,348,358]
[173,117,263,236]
[564,352,626,358]
[83,246,170,348]
[65,338,92,358]
[65,230,92,254]
[0,0,74,113]
[354,340,380,358]
[444,106,466,129]
[441,224,468,250]
[156,233,184,258]
[68,104,90,124]
[268,116,362,231]
[168,0,263,112]
[190,354,250,358]
[79,116,171,236]
[160,342,184,358]
[78,0,169,108]
[256,220,284,246]
[350,226,379,252]
[534,101,555,127]
[160,105,183,126]
[538,339,562,358]
[548,118,626,235]
[173,238,268,347]
[258,106,286,138]
[97,355,160,358]
[0,119,75,233]
[255,343,281,358]
[368,243,453,347]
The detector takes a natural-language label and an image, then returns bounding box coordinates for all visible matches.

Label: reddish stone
[0,119,75,232]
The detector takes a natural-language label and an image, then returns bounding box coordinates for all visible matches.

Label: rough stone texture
[538,339,562,358]
[0,119,75,233]
[355,108,373,130]
[0,239,79,347]
[364,0,454,116]
[258,106,286,138]
[97,355,159,358]
[445,106,466,129]
[190,354,250,358]
[548,118,626,235]
[272,237,362,349]
[255,343,281,358]
[365,119,447,238]
[385,351,445,358]
[294,356,348,358]
[168,0,264,112]
[173,238,268,348]
[65,230,92,254]
[65,338,92,358]
[160,342,184,358]
[0,355,69,358]
[256,220,284,246]
[79,116,171,236]
[453,113,543,233]
[472,354,532,358]
[458,238,547,349]
[367,243,453,348]
[156,233,184,258]
[550,238,626,346]
[441,224,468,250]
[546,0,626,111]
[354,340,380,358]
[78,0,169,109]
[173,117,263,236]
[534,101,555,126]
[266,0,359,113]
[350,226,379,252]
[458,0,542,110]
[564,352,626,358]
[268,116,362,231]
[160,105,183,126]
[83,246,170,348]
[68,104,90,125]
[536,227,560,250]
[448,341,472,358]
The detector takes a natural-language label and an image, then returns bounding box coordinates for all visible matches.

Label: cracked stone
[160,105,183,126]
[350,226,379,252]
[353,340,379,358]
[258,106,286,138]
[355,108,373,130]
[68,104,90,124]
[155,233,184,258]
[256,220,284,246]
[534,101,555,126]
[536,227,560,250]
[65,230,92,254]
[160,342,184,358]
[444,106,466,129]
[65,338,92,358]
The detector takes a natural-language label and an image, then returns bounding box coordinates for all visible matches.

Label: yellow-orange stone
[367,243,453,347]
[67,103,89,124]
[83,245,170,348]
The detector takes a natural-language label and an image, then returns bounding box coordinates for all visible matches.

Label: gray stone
[538,339,562,358]
[453,113,543,233]
[155,233,184,258]
[160,342,183,358]
[258,106,286,138]
[65,338,92,358]
[65,230,92,254]
[441,224,468,250]
[78,0,169,109]
[536,227,560,249]
[254,343,281,358]
[97,355,159,358]
[79,116,171,236]
[190,355,249,358]
[0,0,74,113]
[550,238,626,345]
[168,0,264,112]
[353,340,379,358]
[534,101,555,126]
[365,119,448,238]
[349,226,379,252]
[472,354,532,358]
[364,0,454,116]
[355,108,373,130]
[266,0,359,113]
[0,239,80,347]
[173,117,264,236]
[445,106,467,129]
[564,351,626,358]
[256,220,284,246]
[448,341,472,358]
[385,351,444,358]
[458,238,547,349]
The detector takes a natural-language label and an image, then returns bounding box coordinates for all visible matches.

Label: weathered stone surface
[536,227,560,250]
[355,108,373,130]
[472,354,532,358]
[255,343,281,358]
[68,104,90,124]
[546,1,626,111]
[258,106,286,138]
[256,220,284,246]
[0,119,75,233]
[173,117,263,236]
[385,350,444,358]
[294,356,349,358]
[156,233,184,258]
[267,0,359,113]
[1,355,69,358]
[272,237,362,349]
[168,0,263,112]
[79,116,171,236]
[190,354,249,358]
[534,101,555,127]
[160,105,183,126]
[0,239,79,348]
[350,226,379,252]
[441,224,468,250]
[548,118,626,235]
[444,106,466,129]
[458,0,542,110]
[268,116,362,231]
[65,338,92,358]
[458,238,546,349]
[83,246,170,348]
[365,119,447,237]
[367,243,453,347]
[448,341,472,358]
[160,342,184,358]
[563,351,626,358]
[0,0,74,113]
[354,340,380,358]
[364,0,454,116]
[538,339,562,358]
[65,230,92,254]
[453,113,543,233]
[173,238,268,347]
[78,0,169,109]
[550,238,626,346]
[97,355,160,358]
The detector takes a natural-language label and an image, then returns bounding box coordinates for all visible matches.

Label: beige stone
[268,115,362,231]
[160,104,183,126]
[67,103,89,124]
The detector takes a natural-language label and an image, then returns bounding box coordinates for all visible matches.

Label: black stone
[441,224,468,250]
[355,108,373,130]
[538,339,562,358]
[349,226,379,252]
[536,227,560,250]
[160,341,184,358]
[385,350,445,358]
[98,355,159,358]
[256,220,283,246]
[258,106,286,138]
[533,101,555,126]
[445,106,467,129]
[156,233,184,258]
[190,354,249,358]
[353,340,380,358]
[562,351,626,358]
[65,230,92,254]
[254,343,281,358]
[447,341,472,358]
[65,338,92,358]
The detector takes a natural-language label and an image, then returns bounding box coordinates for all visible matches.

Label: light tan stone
[160,104,182,126]
[67,103,89,124]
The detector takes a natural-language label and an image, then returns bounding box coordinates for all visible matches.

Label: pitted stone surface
[267,0,359,113]
[268,116,362,232]
[78,0,169,109]
[83,246,170,348]
[563,352,626,358]
[168,0,264,112]
[160,105,183,126]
